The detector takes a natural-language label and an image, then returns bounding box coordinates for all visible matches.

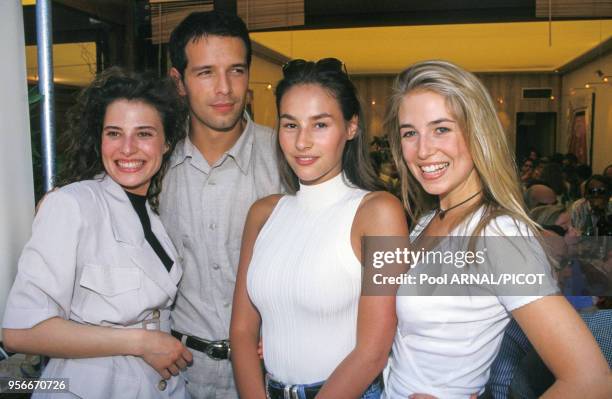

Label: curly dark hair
[58,67,187,213]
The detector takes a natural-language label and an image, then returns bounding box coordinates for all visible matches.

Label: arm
[3,320,191,379]
[317,192,409,399]
[230,195,283,399]
[2,189,191,379]
[512,296,612,398]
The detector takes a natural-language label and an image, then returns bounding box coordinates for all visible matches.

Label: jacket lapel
[100,175,181,300]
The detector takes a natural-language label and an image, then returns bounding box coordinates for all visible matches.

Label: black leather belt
[171,330,230,360]
[266,374,382,399]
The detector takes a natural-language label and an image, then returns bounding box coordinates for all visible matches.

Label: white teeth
[298,157,315,161]
[117,160,144,169]
[421,163,448,173]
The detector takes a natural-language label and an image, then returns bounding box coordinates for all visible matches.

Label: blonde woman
[383,60,611,398]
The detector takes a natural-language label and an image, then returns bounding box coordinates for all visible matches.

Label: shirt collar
[227,112,254,175]
[168,111,255,174]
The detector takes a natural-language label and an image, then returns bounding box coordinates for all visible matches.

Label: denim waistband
[265,373,382,399]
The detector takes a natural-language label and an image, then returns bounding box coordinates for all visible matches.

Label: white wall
[0,0,35,337]
[560,51,612,173]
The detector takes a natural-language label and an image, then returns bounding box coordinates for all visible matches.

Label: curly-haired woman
[2,68,191,399]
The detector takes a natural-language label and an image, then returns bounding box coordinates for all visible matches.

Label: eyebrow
[191,63,247,71]
[103,125,158,130]
[279,113,333,121]
[311,113,333,120]
[399,118,456,129]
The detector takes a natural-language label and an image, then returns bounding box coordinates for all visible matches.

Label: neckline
[296,173,354,210]
[125,191,148,212]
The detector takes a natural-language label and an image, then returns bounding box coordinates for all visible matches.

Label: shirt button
[223,302,230,308]
[212,263,220,270]
[158,380,167,391]
[208,181,216,185]
[209,223,216,230]
[152,309,160,319]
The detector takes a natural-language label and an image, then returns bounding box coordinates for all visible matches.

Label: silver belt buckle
[283,385,299,399]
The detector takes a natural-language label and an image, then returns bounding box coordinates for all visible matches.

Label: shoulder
[251,122,275,137]
[455,206,534,237]
[247,194,284,230]
[569,198,587,213]
[33,182,99,228]
[251,123,276,151]
[166,138,187,170]
[355,191,408,235]
[39,180,101,209]
[482,214,534,237]
[358,191,403,216]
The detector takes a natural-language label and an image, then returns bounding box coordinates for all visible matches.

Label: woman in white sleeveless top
[383,60,611,398]
[230,58,409,399]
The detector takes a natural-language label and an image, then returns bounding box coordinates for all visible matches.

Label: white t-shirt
[384,208,559,399]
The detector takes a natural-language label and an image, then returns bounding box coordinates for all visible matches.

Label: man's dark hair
[564,153,578,164]
[585,174,611,193]
[576,164,593,181]
[169,11,252,77]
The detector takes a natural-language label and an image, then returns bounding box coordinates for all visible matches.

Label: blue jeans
[266,374,382,399]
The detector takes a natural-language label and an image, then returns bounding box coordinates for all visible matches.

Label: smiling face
[172,35,249,135]
[278,84,357,186]
[101,99,168,195]
[398,90,480,208]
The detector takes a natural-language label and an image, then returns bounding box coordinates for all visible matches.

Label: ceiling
[252,19,612,74]
[21,0,612,83]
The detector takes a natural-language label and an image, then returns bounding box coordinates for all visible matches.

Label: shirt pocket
[76,264,143,325]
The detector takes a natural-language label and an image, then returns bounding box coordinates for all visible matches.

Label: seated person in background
[487,308,612,399]
[530,204,579,244]
[524,184,557,210]
[569,175,612,236]
[563,153,578,169]
[575,164,593,197]
[530,208,593,310]
[519,159,534,184]
[539,163,570,205]
[604,164,612,180]
[2,68,191,399]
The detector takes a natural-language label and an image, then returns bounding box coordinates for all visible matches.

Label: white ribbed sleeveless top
[247,173,369,384]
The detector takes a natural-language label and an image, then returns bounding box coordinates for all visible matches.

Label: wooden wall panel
[352,75,395,140]
[150,0,214,44]
[535,0,612,18]
[237,0,304,31]
[352,73,562,151]
[475,73,562,151]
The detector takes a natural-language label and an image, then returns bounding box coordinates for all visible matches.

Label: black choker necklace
[437,190,482,220]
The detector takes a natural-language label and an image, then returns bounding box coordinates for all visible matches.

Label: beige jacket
[3,175,187,399]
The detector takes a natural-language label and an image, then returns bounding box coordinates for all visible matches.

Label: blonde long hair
[386,60,537,236]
